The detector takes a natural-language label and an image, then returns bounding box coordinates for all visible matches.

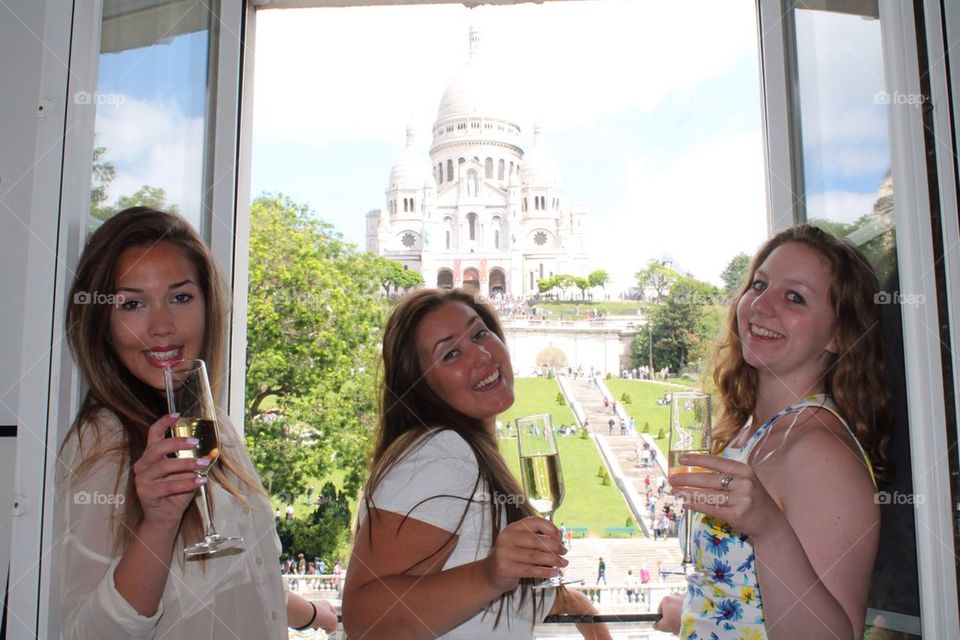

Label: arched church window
[534,231,547,246]
[539,263,544,279]
[447,159,453,180]
[467,212,477,240]
[494,230,500,249]
[498,159,505,180]
[438,163,443,183]
[485,158,493,179]
[445,230,451,250]
[523,198,527,212]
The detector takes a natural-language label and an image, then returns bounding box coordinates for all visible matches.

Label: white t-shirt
[359,429,555,638]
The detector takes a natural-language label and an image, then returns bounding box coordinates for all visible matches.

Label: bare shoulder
[760,408,876,511]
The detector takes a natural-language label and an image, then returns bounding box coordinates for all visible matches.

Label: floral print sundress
[677,394,874,639]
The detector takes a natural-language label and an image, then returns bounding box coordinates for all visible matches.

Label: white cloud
[252,0,758,146]
[95,96,204,223]
[805,190,879,224]
[598,129,769,289]
[794,10,887,148]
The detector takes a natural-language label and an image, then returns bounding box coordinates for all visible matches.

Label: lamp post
[648,321,653,373]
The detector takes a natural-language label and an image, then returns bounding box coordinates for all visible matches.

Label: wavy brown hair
[711,224,890,476]
[63,207,264,556]
[363,287,544,625]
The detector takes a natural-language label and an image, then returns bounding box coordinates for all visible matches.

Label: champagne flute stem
[683,509,694,566]
[195,479,218,538]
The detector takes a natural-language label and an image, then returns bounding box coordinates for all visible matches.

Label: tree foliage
[635,260,680,303]
[372,255,424,296]
[275,482,352,562]
[720,253,751,301]
[245,194,386,505]
[631,276,722,374]
[587,269,610,294]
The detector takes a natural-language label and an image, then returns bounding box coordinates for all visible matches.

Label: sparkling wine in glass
[667,392,712,571]
[163,359,243,556]
[516,413,581,587]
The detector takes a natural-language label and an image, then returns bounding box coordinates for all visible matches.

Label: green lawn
[497,377,577,428]
[498,436,635,534]
[604,379,699,456]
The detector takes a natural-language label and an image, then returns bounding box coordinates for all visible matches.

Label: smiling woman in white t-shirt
[342,288,609,639]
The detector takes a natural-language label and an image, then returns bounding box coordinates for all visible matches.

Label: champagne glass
[163,359,243,556]
[667,392,712,572]
[516,413,581,587]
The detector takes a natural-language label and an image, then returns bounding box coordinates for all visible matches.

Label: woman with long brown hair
[655,224,890,639]
[58,207,335,638]
[342,288,609,639]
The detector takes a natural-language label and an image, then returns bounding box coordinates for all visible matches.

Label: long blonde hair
[711,224,890,475]
[64,207,264,554]
[364,288,544,624]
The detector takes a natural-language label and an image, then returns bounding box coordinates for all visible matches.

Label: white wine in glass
[667,392,712,571]
[163,359,243,557]
[516,413,581,587]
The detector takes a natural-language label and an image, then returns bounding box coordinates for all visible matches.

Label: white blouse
[57,410,289,640]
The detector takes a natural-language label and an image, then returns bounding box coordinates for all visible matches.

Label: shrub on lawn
[620,392,631,404]
[556,392,565,405]
[657,428,665,440]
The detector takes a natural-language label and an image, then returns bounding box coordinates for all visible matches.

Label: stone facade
[366,27,590,298]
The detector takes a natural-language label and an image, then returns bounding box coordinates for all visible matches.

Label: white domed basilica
[366,27,590,298]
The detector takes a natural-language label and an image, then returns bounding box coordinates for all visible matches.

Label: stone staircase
[564,375,681,537]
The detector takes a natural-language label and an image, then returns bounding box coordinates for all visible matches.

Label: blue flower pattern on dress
[677,395,872,639]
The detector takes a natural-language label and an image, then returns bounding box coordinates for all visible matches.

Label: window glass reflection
[88,1,212,233]
[793,6,921,635]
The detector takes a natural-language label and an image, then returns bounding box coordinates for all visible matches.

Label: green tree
[537,275,560,298]
[245,193,385,504]
[116,185,179,214]
[275,482,352,561]
[570,275,589,300]
[372,255,423,296]
[635,260,679,303]
[587,269,610,297]
[632,276,721,373]
[90,146,117,223]
[720,252,750,301]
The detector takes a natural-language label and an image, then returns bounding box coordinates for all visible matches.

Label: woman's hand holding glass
[668,454,788,541]
[480,516,568,593]
[132,413,210,529]
[653,593,683,633]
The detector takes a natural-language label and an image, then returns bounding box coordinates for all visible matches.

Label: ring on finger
[720,474,734,491]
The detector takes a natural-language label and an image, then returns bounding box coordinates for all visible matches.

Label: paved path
[565,375,682,537]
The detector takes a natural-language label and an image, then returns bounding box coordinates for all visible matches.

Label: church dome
[389,125,435,190]
[520,127,562,187]
[435,27,510,124]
